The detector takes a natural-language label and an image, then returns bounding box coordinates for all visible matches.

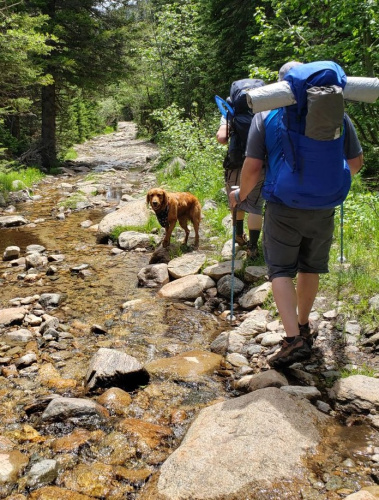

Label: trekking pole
[228,193,238,323]
[337,203,346,263]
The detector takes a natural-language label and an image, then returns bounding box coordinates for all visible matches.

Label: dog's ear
[146,191,151,206]
[162,190,168,208]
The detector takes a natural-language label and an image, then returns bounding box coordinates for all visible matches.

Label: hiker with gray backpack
[216,78,266,259]
[229,61,364,368]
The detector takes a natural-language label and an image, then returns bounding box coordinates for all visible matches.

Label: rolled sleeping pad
[344,76,379,103]
[245,76,379,113]
[245,81,296,113]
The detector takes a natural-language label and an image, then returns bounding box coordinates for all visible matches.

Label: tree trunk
[41,83,57,171]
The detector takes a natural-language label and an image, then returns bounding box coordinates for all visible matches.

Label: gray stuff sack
[305,85,345,140]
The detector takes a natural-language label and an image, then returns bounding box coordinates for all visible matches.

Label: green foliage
[0,167,44,194]
[152,104,226,202]
[320,177,379,327]
[340,364,376,378]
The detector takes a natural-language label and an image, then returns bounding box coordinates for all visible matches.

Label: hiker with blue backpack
[216,79,266,259]
[229,61,364,368]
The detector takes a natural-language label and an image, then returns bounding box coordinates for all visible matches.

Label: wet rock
[0,450,29,484]
[137,263,169,288]
[202,259,243,280]
[3,246,20,261]
[51,428,102,453]
[60,462,137,498]
[158,274,215,300]
[217,274,244,298]
[47,254,65,262]
[41,397,109,425]
[3,329,34,342]
[90,324,108,335]
[70,264,89,273]
[167,252,206,279]
[14,353,37,368]
[0,215,28,228]
[0,307,28,327]
[96,387,132,415]
[1,364,18,378]
[29,485,94,499]
[39,293,64,309]
[329,375,379,415]
[85,347,149,392]
[238,281,272,310]
[25,253,48,270]
[25,245,46,254]
[145,349,222,381]
[26,459,59,488]
[147,388,329,500]
[248,370,288,392]
[118,231,158,250]
[117,418,172,448]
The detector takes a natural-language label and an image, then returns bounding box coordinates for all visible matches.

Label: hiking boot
[267,335,311,368]
[299,322,318,347]
[235,233,248,246]
[246,243,258,260]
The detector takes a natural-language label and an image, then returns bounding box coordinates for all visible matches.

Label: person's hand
[229,188,240,208]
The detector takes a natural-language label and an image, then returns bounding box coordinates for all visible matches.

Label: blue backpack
[263,61,352,209]
[224,78,265,169]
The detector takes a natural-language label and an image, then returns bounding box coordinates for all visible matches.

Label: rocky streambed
[1,122,379,500]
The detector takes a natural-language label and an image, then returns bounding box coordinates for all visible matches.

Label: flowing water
[0,124,378,499]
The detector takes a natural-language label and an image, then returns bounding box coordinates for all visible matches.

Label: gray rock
[158,275,215,300]
[167,252,206,279]
[244,265,268,283]
[41,397,109,425]
[369,294,379,311]
[26,459,59,488]
[281,385,321,400]
[137,263,169,288]
[85,347,149,392]
[3,246,20,261]
[329,375,379,414]
[0,215,28,228]
[118,231,158,250]
[3,328,34,342]
[97,198,150,242]
[239,281,272,310]
[217,274,244,298]
[202,260,244,280]
[248,370,288,392]
[153,388,329,500]
[39,293,64,309]
[25,244,46,254]
[0,307,28,326]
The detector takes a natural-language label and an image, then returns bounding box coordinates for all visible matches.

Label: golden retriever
[146,188,201,248]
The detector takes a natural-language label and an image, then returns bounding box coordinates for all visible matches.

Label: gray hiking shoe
[299,322,318,347]
[267,335,311,368]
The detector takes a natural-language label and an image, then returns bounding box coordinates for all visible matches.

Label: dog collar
[156,204,169,227]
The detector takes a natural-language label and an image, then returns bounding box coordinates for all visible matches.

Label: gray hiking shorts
[263,202,335,280]
[225,168,264,215]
